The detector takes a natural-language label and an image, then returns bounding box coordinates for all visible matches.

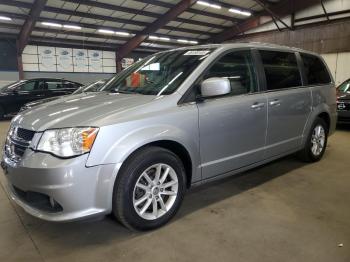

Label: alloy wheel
[133,163,178,220]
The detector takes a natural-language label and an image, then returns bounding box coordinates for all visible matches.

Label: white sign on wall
[38,46,56,71]
[22,45,116,73]
[57,48,73,72]
[73,49,88,72]
[88,50,103,72]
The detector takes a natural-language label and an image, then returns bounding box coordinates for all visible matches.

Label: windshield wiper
[111,89,135,94]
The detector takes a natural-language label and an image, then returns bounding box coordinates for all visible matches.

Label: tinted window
[19,81,36,91]
[260,50,301,90]
[44,80,63,90]
[203,50,257,96]
[63,81,80,89]
[301,53,331,85]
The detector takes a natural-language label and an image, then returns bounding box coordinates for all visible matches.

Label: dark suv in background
[0,78,82,118]
[337,78,350,124]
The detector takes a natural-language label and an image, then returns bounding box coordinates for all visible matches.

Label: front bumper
[337,110,350,123]
[1,151,118,222]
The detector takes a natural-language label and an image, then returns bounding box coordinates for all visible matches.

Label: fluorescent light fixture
[149,35,170,41]
[160,37,170,41]
[63,24,82,30]
[98,29,114,34]
[41,22,62,27]
[0,16,12,21]
[196,1,221,9]
[229,8,251,16]
[115,31,130,36]
[177,39,198,45]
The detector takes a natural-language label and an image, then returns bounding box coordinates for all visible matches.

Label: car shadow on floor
[13,154,308,251]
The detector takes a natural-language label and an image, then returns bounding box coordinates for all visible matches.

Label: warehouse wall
[0,39,19,88]
[322,52,350,85]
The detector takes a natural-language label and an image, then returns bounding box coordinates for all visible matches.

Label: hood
[13,92,157,131]
[24,96,63,108]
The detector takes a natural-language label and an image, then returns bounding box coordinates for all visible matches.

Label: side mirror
[200,77,231,98]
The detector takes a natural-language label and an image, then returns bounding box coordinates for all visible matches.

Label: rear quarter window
[300,53,332,85]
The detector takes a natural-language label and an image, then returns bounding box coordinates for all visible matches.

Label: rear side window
[260,50,301,91]
[301,53,331,85]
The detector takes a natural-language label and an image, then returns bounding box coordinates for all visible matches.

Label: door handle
[251,102,265,110]
[269,99,281,107]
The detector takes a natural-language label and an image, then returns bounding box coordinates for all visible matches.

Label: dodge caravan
[1,43,337,230]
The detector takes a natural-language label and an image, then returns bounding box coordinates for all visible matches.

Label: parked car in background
[19,79,108,112]
[2,43,336,231]
[336,78,350,124]
[0,78,82,118]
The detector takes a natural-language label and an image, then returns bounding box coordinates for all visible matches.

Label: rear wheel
[113,146,186,231]
[298,117,328,162]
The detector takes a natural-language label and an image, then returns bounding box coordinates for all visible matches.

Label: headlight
[37,127,99,157]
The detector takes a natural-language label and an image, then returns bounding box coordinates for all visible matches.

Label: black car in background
[337,78,350,124]
[0,78,82,118]
[19,79,108,112]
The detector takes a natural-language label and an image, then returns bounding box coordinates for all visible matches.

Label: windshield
[73,79,107,94]
[0,80,26,92]
[101,49,214,95]
[338,79,350,93]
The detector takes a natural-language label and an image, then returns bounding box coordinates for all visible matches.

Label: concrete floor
[0,119,349,262]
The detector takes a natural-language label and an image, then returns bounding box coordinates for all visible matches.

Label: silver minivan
[2,43,337,230]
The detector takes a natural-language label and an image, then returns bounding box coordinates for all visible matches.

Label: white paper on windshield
[184,50,210,56]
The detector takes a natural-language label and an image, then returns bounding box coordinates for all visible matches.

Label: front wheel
[112,146,186,231]
[298,117,328,162]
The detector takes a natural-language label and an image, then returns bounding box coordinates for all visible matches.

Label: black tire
[298,117,328,162]
[112,146,186,231]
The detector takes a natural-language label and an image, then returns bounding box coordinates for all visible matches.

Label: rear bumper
[1,151,118,222]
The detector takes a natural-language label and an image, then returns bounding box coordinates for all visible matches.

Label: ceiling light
[63,25,82,30]
[160,37,170,41]
[229,8,252,16]
[149,36,170,41]
[189,40,198,44]
[196,1,221,9]
[0,16,12,21]
[98,29,114,34]
[115,31,130,36]
[177,39,189,43]
[41,22,62,27]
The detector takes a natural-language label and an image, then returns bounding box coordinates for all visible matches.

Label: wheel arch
[118,140,193,189]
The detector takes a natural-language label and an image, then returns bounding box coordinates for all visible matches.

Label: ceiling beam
[253,0,291,30]
[209,0,321,43]
[132,0,243,23]
[1,0,214,37]
[67,0,229,30]
[28,37,162,53]
[32,27,185,48]
[117,0,194,60]
[17,0,47,53]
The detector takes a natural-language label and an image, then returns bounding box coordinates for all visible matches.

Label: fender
[86,122,201,180]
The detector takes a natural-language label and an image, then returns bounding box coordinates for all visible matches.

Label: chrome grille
[5,126,34,161]
[337,101,350,111]
[16,128,35,141]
